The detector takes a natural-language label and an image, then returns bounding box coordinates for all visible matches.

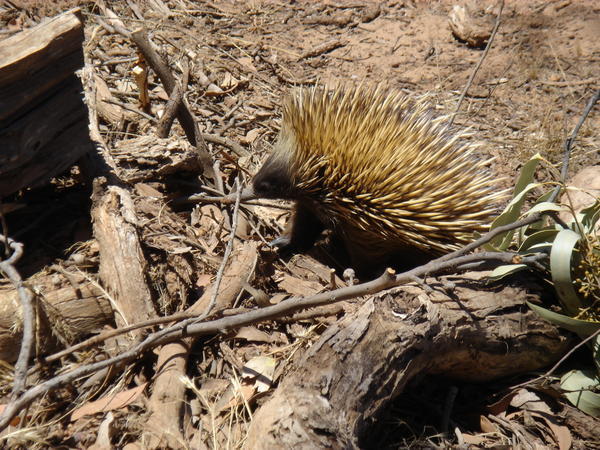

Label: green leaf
[527,302,600,337]
[488,182,543,250]
[489,264,528,280]
[578,199,600,232]
[561,369,600,417]
[519,229,559,252]
[524,202,565,216]
[550,229,584,315]
[486,154,544,251]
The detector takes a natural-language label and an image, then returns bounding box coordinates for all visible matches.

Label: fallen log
[0,8,92,198]
[0,272,113,363]
[245,272,571,448]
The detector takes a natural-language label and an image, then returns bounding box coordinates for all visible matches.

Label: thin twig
[156,82,183,138]
[203,133,248,158]
[548,88,600,203]
[202,180,243,318]
[449,0,505,127]
[102,98,156,122]
[0,235,34,399]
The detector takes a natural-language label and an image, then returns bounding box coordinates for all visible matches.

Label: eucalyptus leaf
[550,229,584,315]
[561,369,600,417]
[527,302,600,337]
[489,264,528,280]
[488,182,543,250]
[578,199,600,232]
[519,229,559,252]
[524,202,565,216]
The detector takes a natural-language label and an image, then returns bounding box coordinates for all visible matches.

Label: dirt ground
[1,0,599,448]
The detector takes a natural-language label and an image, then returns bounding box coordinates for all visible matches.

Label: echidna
[251,85,504,275]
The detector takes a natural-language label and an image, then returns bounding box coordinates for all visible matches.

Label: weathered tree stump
[245,273,571,448]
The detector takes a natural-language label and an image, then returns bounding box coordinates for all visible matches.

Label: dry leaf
[277,273,323,296]
[200,378,230,393]
[242,356,276,393]
[196,274,212,288]
[269,293,287,304]
[169,246,193,255]
[238,56,258,73]
[480,415,497,433]
[71,383,147,421]
[461,433,487,445]
[221,72,238,89]
[205,83,224,96]
[134,183,162,198]
[241,128,261,145]
[152,85,169,101]
[487,390,517,415]
[235,327,273,343]
[510,389,552,414]
[88,411,114,450]
[531,412,572,450]
[215,380,256,412]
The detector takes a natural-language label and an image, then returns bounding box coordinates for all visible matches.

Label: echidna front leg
[271,201,325,254]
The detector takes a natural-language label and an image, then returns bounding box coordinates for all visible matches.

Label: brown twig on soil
[449,0,505,127]
[202,180,243,318]
[538,77,597,87]
[156,82,183,138]
[548,88,600,203]
[298,39,345,60]
[0,235,34,399]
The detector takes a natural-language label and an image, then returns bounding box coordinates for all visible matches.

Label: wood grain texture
[0,8,91,198]
[245,274,571,449]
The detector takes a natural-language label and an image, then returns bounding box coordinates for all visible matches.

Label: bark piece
[111,135,202,183]
[245,273,571,448]
[0,276,112,363]
[448,4,492,48]
[92,184,157,330]
[0,9,92,197]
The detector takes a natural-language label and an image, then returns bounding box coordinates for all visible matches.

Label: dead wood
[91,183,157,332]
[0,8,92,197]
[245,273,572,449]
[0,274,112,363]
[141,240,258,449]
[108,135,201,184]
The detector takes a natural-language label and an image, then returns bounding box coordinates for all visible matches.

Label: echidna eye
[254,178,275,196]
[252,155,296,199]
